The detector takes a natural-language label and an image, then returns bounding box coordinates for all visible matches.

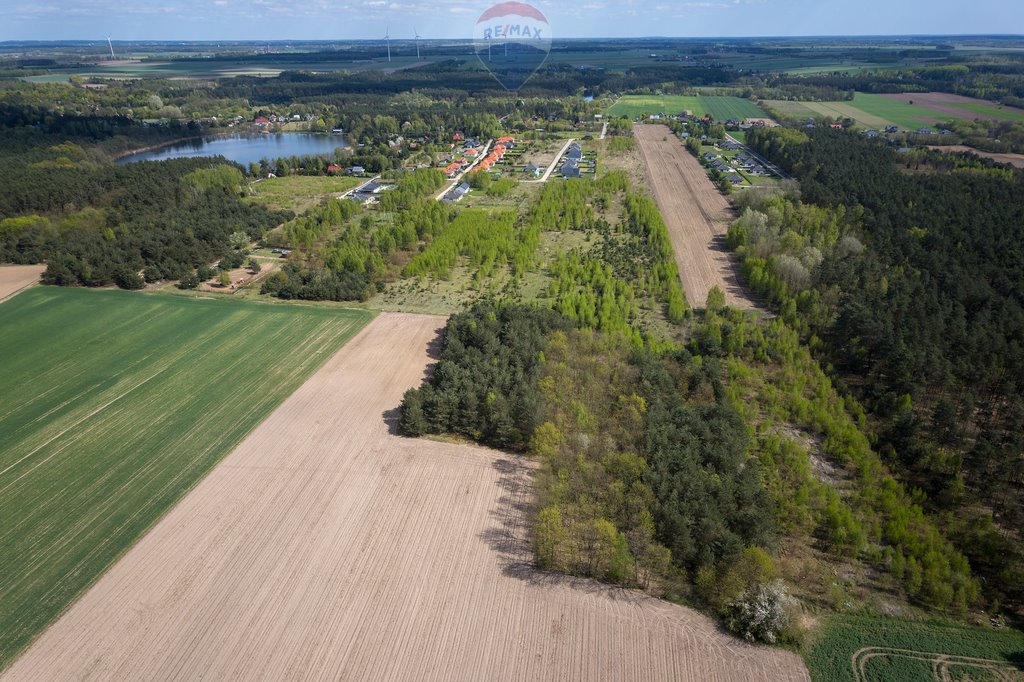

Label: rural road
[599,120,608,139]
[5,312,805,681]
[536,137,575,183]
[635,124,759,310]
[725,133,790,180]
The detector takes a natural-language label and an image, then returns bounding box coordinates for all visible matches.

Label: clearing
[634,124,757,309]
[0,265,44,302]
[4,312,806,681]
[245,175,364,212]
[927,144,1024,168]
[0,288,371,668]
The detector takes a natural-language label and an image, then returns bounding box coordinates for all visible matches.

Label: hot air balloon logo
[473,2,552,90]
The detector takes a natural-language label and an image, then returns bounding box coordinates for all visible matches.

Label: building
[560,160,581,178]
[524,163,540,177]
[349,165,365,174]
[565,143,583,161]
[443,182,471,203]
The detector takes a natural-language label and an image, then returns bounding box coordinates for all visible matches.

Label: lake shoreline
[116,131,349,166]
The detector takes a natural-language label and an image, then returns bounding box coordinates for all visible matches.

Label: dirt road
[4,312,804,681]
[634,124,757,310]
[0,265,44,303]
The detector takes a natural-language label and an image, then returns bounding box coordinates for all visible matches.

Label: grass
[0,287,372,668]
[768,94,939,129]
[245,175,364,212]
[944,100,1024,123]
[607,95,767,120]
[804,613,1024,681]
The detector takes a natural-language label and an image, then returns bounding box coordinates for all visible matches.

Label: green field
[766,93,941,129]
[607,94,767,120]
[944,100,1024,123]
[0,288,372,667]
[805,614,1024,681]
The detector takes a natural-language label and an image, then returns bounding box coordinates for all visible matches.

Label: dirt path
[634,124,757,310]
[0,265,45,303]
[4,312,804,681]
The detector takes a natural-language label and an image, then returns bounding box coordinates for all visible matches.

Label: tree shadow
[478,456,652,605]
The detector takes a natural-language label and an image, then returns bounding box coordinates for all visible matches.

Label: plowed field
[5,312,806,681]
[0,265,44,301]
[634,124,757,309]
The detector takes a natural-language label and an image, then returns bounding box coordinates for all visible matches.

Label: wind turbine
[384,26,391,63]
[414,27,422,60]
[106,35,115,59]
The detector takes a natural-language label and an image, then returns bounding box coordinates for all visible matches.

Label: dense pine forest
[740,127,1024,608]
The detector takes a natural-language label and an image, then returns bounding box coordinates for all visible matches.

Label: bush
[724,580,793,644]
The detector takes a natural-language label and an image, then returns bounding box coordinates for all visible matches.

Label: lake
[118,133,349,166]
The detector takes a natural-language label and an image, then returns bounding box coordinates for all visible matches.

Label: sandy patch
[4,312,805,681]
[0,265,45,302]
[634,124,758,310]
[927,144,1024,169]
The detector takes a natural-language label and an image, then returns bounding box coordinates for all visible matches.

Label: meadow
[0,287,371,668]
[804,614,1024,681]
[245,174,364,212]
[607,94,767,120]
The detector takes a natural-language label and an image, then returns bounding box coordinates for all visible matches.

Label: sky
[1,0,1021,42]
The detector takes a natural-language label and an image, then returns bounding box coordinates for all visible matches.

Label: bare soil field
[927,144,1024,169]
[0,265,44,302]
[634,124,757,310]
[3,312,805,681]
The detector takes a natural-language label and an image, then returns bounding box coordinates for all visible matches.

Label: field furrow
[4,311,806,681]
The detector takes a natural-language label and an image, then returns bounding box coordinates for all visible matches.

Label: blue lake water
[118,133,349,166]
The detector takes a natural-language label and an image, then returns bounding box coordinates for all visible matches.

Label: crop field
[763,93,1019,130]
[805,614,1024,681]
[4,312,808,681]
[0,265,44,301]
[882,92,1024,123]
[608,95,768,120]
[0,288,371,668]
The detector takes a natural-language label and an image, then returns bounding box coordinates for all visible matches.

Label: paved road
[534,138,575,183]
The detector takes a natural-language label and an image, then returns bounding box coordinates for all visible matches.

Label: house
[443,162,461,177]
[327,164,344,173]
[829,123,844,130]
[452,133,463,142]
[254,117,270,125]
[565,143,583,161]
[885,125,899,133]
[681,132,690,139]
[917,127,933,135]
[703,152,719,162]
[727,174,744,185]
[864,130,879,138]
[524,163,540,177]
[560,160,581,178]
[349,165,365,174]
[443,182,471,203]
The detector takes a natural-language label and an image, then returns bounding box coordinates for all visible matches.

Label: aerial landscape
[0,0,1023,679]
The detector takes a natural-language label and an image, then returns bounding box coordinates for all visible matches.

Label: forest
[738,126,1024,608]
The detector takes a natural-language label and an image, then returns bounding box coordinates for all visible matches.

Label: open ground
[0,288,371,667]
[3,312,807,681]
[927,144,1024,168]
[0,265,44,301]
[633,124,757,310]
[608,95,767,120]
